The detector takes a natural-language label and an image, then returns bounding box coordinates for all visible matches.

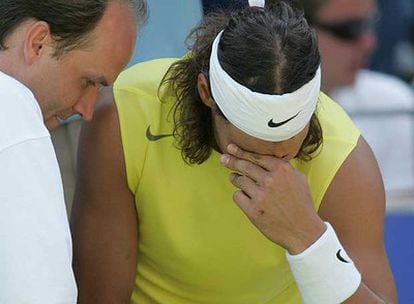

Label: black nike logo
[268,112,300,128]
[146,126,173,142]
[336,249,350,263]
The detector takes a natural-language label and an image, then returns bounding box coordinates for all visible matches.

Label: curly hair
[162,0,322,165]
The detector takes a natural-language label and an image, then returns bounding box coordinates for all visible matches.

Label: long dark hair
[162,0,322,164]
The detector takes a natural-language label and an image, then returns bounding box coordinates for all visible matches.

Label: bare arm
[319,136,397,303]
[70,87,138,303]
[220,136,397,303]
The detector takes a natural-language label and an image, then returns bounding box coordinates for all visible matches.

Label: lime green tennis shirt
[113,58,360,304]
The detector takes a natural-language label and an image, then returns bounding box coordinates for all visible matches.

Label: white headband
[209,31,321,142]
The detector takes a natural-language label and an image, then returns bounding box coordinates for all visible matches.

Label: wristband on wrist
[286,222,361,303]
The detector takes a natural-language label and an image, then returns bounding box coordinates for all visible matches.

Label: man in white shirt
[0,1,147,303]
[299,0,414,197]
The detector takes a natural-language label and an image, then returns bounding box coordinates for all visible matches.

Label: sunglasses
[312,16,379,41]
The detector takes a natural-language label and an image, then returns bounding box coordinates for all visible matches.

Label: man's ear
[197,72,215,108]
[23,21,51,65]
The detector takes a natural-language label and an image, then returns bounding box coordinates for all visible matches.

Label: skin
[314,0,377,93]
[71,88,138,303]
[71,73,397,303]
[0,1,137,130]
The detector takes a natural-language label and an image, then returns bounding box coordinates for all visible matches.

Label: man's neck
[0,52,31,90]
[321,82,334,95]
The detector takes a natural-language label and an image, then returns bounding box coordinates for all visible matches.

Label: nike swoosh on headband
[146,126,173,142]
[336,249,350,263]
[268,112,300,128]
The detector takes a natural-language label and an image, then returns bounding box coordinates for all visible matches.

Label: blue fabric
[385,213,414,304]
[371,0,414,77]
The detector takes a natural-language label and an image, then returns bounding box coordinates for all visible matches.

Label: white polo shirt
[332,70,414,195]
[0,70,77,303]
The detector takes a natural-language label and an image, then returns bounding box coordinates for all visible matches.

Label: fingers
[221,154,266,183]
[233,190,266,223]
[226,144,280,171]
[232,190,252,215]
[229,173,258,199]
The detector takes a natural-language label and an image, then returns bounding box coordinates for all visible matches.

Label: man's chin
[44,116,61,130]
[337,71,358,89]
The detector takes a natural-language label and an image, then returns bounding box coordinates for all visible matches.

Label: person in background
[0,0,146,302]
[298,0,414,197]
[71,1,396,303]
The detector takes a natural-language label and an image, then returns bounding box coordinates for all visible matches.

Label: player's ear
[197,73,214,108]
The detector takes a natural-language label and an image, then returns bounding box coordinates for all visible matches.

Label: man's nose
[73,87,99,121]
[357,30,377,54]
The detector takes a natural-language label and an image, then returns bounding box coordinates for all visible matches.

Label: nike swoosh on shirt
[336,249,350,263]
[146,126,173,142]
[267,112,300,128]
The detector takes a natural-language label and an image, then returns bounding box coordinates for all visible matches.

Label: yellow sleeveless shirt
[113,58,360,304]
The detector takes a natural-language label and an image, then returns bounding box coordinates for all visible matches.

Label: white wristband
[286,222,361,303]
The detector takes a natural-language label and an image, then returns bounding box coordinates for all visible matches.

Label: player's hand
[220,144,326,254]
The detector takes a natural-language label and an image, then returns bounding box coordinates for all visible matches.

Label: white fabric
[209,31,321,141]
[0,70,77,303]
[286,222,361,303]
[248,0,265,7]
[332,70,414,195]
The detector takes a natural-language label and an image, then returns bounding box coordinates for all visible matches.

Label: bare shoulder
[74,86,130,207]
[319,136,397,302]
[71,86,138,303]
[319,135,385,229]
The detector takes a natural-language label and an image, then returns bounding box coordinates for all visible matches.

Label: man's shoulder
[0,70,34,101]
[358,70,413,101]
[334,70,414,110]
[0,71,48,151]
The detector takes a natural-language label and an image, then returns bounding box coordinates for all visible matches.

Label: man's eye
[86,79,96,87]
